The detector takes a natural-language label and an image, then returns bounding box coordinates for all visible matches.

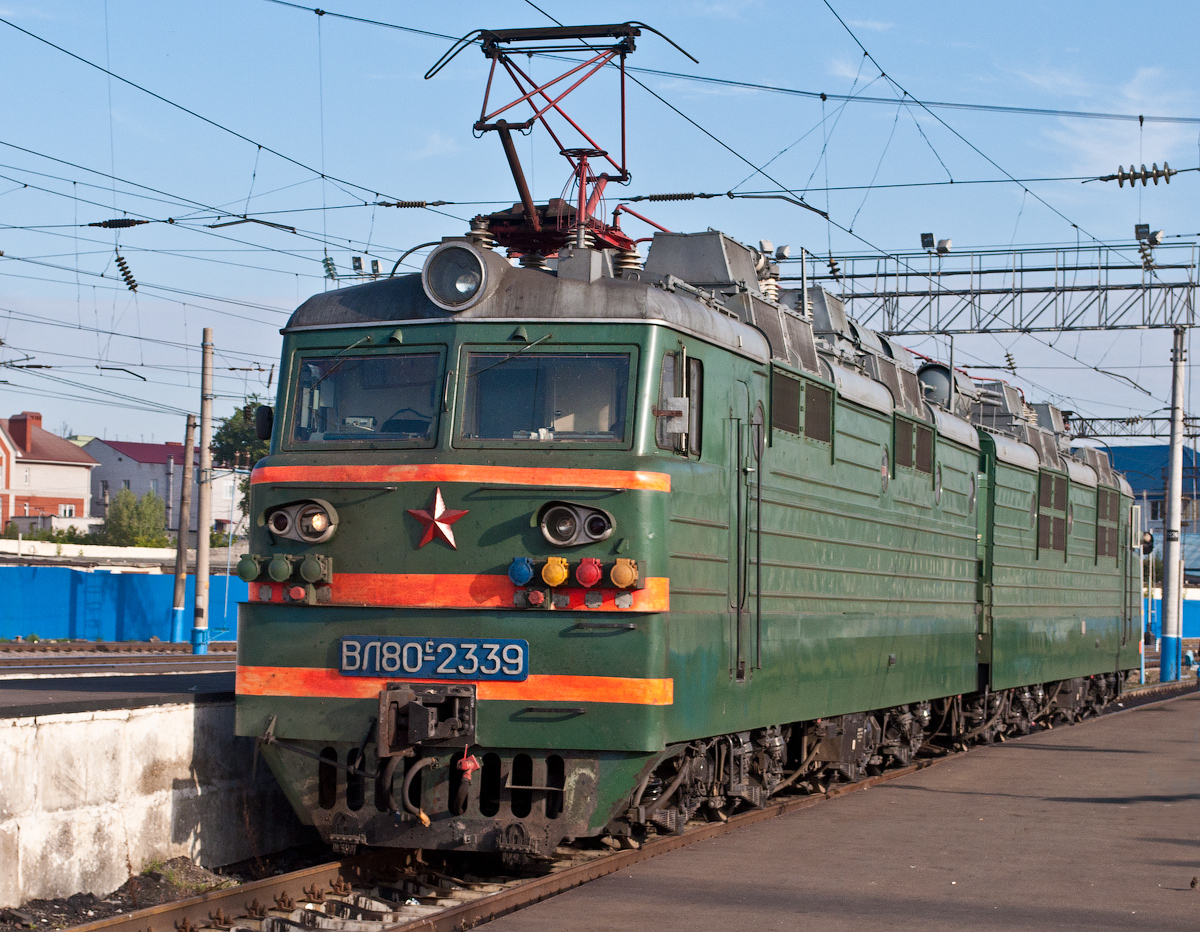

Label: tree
[212,393,270,467]
[212,394,270,512]
[104,489,169,547]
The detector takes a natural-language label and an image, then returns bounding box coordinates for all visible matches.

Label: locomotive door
[728,381,764,682]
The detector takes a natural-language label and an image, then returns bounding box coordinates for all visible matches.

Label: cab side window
[687,358,703,456]
[655,351,702,456]
[655,353,677,451]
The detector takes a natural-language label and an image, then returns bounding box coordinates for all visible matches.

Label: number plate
[339,635,529,681]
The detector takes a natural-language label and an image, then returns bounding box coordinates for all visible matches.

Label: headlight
[422,243,488,311]
[296,503,335,543]
[542,505,579,545]
[263,499,338,544]
[584,512,612,540]
[537,501,615,548]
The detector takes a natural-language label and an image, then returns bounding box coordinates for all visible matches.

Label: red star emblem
[407,487,468,549]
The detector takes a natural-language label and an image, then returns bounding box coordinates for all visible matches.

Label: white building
[83,439,246,539]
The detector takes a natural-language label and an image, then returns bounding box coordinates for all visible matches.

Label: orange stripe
[248,574,669,612]
[251,463,670,492]
[236,665,673,705]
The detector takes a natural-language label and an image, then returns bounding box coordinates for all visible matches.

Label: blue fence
[0,566,246,642]
[1144,599,1200,639]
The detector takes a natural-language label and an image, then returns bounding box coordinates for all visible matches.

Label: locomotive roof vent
[643,231,762,296]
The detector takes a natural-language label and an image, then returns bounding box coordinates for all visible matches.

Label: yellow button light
[541,556,569,587]
[610,558,638,589]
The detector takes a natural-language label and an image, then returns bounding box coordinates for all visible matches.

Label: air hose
[401,757,437,827]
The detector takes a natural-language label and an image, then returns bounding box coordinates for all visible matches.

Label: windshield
[291,353,440,444]
[461,352,630,443]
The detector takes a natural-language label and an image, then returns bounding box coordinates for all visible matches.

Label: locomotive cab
[236,232,776,857]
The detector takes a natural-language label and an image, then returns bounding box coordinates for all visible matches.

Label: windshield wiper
[466,333,552,378]
[308,335,372,391]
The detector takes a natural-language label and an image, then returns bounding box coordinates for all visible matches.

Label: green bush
[102,489,170,547]
[211,528,242,548]
[3,521,98,544]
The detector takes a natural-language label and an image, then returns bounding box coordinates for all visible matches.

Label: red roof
[97,440,199,465]
[0,419,98,466]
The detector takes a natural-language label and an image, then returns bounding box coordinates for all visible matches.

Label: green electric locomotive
[235,20,1139,860]
[235,225,1139,859]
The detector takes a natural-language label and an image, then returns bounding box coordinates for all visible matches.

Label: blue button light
[507,557,535,586]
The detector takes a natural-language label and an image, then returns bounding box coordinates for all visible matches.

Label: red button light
[526,590,545,606]
[576,557,602,587]
[288,586,307,601]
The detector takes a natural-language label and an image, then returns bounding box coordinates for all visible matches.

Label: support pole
[800,247,808,318]
[170,415,196,643]
[165,454,174,535]
[1160,326,1186,682]
[193,329,214,655]
[1139,544,1145,684]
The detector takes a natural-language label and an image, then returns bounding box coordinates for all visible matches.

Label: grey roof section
[283,267,772,362]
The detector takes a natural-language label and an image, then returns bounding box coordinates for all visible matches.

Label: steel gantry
[1065,415,1200,440]
[787,241,1196,335]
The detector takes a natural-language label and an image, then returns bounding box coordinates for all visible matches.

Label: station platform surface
[0,669,234,717]
[490,690,1200,932]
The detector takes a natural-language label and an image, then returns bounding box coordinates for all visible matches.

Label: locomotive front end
[235,246,688,858]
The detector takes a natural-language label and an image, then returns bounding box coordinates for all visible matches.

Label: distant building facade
[83,439,246,535]
[0,411,99,532]
[1106,444,1200,542]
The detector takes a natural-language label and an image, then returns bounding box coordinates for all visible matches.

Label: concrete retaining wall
[0,700,313,907]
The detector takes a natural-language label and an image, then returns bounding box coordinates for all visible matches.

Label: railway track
[62,679,1196,932]
[0,656,234,670]
[0,642,236,655]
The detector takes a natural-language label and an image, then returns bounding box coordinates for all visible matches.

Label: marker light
[542,556,569,587]
[576,557,603,588]
[268,555,292,583]
[236,554,261,582]
[610,558,638,589]
[300,555,324,583]
[508,557,535,587]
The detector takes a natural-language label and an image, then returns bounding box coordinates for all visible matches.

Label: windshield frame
[453,343,639,451]
[281,344,447,452]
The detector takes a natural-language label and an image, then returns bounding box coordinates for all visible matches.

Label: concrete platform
[490,692,1200,932]
[0,671,234,718]
[0,685,308,907]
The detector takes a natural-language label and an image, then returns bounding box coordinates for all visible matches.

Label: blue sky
[1,1,1198,442]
